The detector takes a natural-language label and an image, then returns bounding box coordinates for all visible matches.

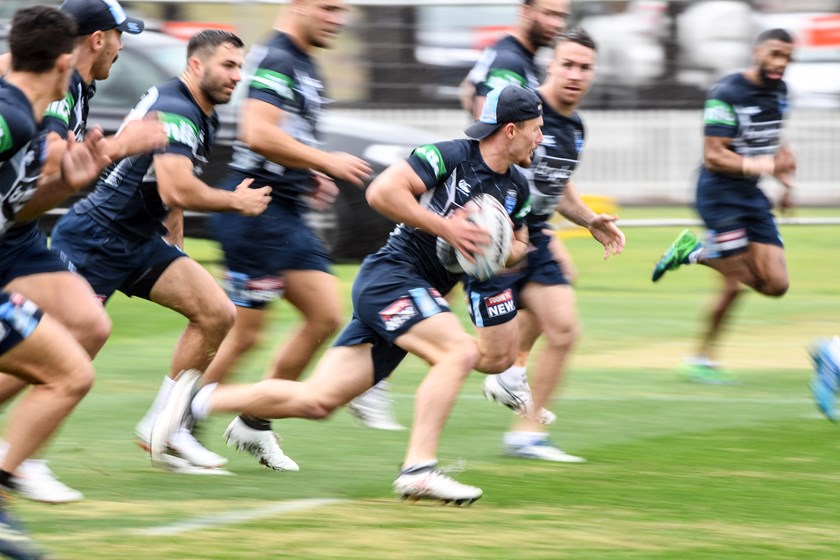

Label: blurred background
[2,0,838,258]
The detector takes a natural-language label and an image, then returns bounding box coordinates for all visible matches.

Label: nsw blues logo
[504,189,517,214]
[574,129,585,154]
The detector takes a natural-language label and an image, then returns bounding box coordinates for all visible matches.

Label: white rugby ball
[445,194,512,281]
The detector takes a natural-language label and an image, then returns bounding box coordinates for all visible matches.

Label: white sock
[503,431,546,447]
[498,365,527,386]
[688,245,703,264]
[190,383,218,421]
[142,376,176,422]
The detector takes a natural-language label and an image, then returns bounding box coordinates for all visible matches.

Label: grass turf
[8,207,840,559]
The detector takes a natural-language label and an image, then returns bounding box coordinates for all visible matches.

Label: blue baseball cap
[60,0,144,36]
[465,85,543,141]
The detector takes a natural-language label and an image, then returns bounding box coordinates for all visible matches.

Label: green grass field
[10,207,840,559]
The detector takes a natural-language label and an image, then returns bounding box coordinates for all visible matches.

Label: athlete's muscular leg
[474,320,519,373]
[0,314,93,474]
[207,345,375,420]
[697,276,743,361]
[150,258,236,378]
[268,269,343,380]
[514,283,578,432]
[201,306,269,385]
[700,242,788,297]
[0,271,111,404]
[396,313,481,466]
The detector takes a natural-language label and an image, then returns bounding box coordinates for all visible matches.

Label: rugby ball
[437,194,512,281]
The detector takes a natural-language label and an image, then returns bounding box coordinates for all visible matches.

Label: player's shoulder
[150,79,202,120]
[488,37,532,71]
[253,32,307,75]
[707,72,750,102]
[411,139,472,180]
[0,89,37,154]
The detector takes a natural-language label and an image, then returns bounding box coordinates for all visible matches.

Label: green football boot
[652,229,702,282]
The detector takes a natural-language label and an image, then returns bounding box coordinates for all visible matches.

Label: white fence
[334,108,840,206]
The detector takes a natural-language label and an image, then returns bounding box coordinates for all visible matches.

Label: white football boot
[13,460,84,504]
[347,381,406,431]
[393,463,482,505]
[482,374,556,425]
[504,437,586,463]
[223,417,299,472]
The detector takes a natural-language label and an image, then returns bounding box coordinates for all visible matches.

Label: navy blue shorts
[696,184,783,258]
[0,229,68,287]
[0,291,43,356]
[50,210,185,302]
[210,177,332,308]
[464,230,570,327]
[332,252,453,383]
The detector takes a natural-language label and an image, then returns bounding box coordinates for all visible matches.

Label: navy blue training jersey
[2,70,95,245]
[698,72,788,197]
[379,139,531,291]
[0,78,47,241]
[43,69,94,142]
[228,32,324,206]
[523,91,585,227]
[467,35,541,98]
[71,78,217,242]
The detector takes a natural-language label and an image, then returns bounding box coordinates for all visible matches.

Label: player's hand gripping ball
[436,193,512,281]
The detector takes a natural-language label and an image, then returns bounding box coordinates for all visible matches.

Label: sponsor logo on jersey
[0,115,11,153]
[379,297,417,332]
[484,288,515,318]
[44,91,74,125]
[414,145,446,180]
[159,112,199,151]
[704,99,737,126]
[251,68,295,100]
[457,179,472,195]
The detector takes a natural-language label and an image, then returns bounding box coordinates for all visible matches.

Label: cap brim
[115,16,144,34]
[464,121,501,141]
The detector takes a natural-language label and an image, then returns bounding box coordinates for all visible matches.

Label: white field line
[392,392,813,404]
[129,498,345,537]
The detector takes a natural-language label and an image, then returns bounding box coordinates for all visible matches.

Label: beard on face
[528,22,556,50]
[200,73,233,105]
[758,64,783,88]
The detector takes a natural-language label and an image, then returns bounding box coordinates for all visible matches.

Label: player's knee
[61,362,95,401]
[197,298,236,335]
[543,320,579,350]
[85,313,112,357]
[300,397,336,420]
[756,276,789,297]
[764,280,789,298]
[307,312,342,340]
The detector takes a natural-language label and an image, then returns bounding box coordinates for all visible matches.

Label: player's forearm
[16,176,76,222]
[161,176,246,213]
[367,181,447,237]
[162,208,184,249]
[556,183,595,228]
[505,226,529,267]
[244,121,329,173]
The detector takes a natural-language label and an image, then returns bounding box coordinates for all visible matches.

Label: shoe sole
[397,493,481,506]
